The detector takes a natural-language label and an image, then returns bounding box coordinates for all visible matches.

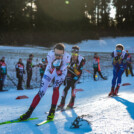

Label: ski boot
[57,104,64,111]
[57,97,65,110]
[66,104,74,110]
[19,106,34,120]
[66,96,75,109]
[108,87,114,96]
[114,86,120,96]
[47,105,56,120]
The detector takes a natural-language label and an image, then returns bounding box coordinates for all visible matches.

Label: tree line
[0,0,134,46]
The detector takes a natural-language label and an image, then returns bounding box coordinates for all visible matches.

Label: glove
[52,59,62,68]
[49,68,55,74]
[73,76,79,80]
[56,70,62,76]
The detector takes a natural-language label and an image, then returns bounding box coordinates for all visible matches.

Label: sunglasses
[116,50,122,53]
[72,53,78,56]
[55,53,63,57]
[71,49,79,53]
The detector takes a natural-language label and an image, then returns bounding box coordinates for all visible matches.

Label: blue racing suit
[111,50,127,88]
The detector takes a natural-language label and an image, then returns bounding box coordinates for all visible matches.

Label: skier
[108,44,128,96]
[57,46,85,110]
[125,50,134,77]
[16,58,25,90]
[38,58,48,79]
[0,57,7,91]
[26,54,35,89]
[93,53,107,81]
[19,43,70,121]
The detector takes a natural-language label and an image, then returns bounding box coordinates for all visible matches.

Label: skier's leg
[20,70,55,120]
[58,78,72,109]
[129,64,134,76]
[26,72,30,88]
[68,74,82,107]
[93,69,97,80]
[41,73,43,79]
[98,71,106,80]
[114,69,124,95]
[31,71,55,108]
[1,75,4,90]
[0,76,3,91]
[125,65,128,77]
[47,69,67,120]
[112,67,118,88]
[29,72,32,88]
[67,79,78,107]
[109,68,118,96]
[20,76,23,89]
[17,77,21,90]
[2,75,6,85]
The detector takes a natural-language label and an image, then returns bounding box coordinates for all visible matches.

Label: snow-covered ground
[0,37,134,134]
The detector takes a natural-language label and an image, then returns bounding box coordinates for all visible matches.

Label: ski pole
[7,74,17,87]
[83,69,92,74]
[68,68,78,76]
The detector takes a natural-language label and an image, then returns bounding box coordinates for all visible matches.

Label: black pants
[27,72,32,88]
[60,77,78,105]
[40,73,44,79]
[17,76,23,90]
[93,68,104,80]
[0,75,6,91]
[125,63,134,76]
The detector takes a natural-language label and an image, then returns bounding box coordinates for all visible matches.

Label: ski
[0,117,38,125]
[36,119,54,126]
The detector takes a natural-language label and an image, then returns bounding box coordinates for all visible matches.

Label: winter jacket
[0,60,7,75]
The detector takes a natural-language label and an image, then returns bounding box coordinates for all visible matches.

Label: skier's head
[116,44,124,55]
[94,53,98,58]
[54,43,65,59]
[19,58,22,63]
[1,56,5,61]
[42,58,46,63]
[126,50,128,53]
[71,46,79,54]
[29,54,34,59]
[71,46,79,60]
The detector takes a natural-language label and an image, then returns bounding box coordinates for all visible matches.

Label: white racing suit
[30,50,71,108]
